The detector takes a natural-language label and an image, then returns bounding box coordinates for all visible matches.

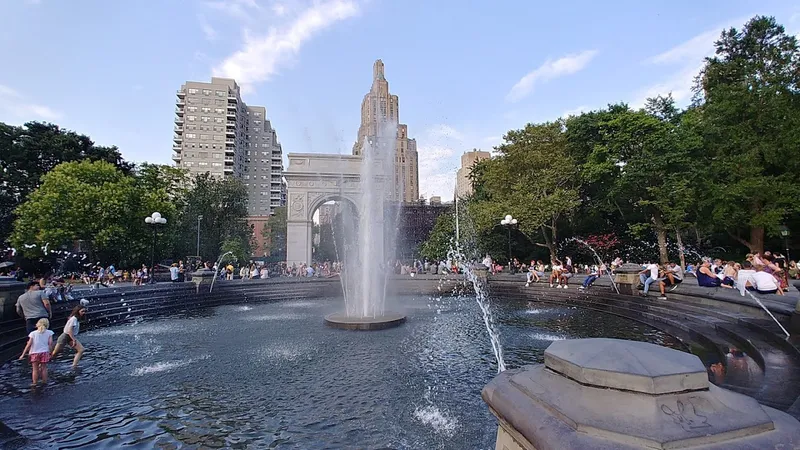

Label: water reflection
[0,295,686,449]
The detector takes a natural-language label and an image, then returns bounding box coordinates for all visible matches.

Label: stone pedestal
[0,279,26,322]
[191,268,216,293]
[482,338,800,449]
[613,263,643,296]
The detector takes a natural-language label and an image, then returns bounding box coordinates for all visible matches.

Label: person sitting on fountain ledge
[579,266,600,290]
[638,262,659,297]
[549,259,563,288]
[657,262,683,299]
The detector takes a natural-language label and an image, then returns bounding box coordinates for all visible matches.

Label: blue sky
[1,0,798,199]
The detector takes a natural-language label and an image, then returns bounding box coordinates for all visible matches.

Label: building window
[201,107,211,113]
[201,116,210,122]
[203,89,212,96]
[187,106,197,112]
[200,134,209,140]
[187,115,196,121]
[188,88,198,94]
[213,153,222,159]
[254,112,261,117]
[186,133,196,139]
[216,99,225,106]
[198,162,208,166]
[212,162,222,167]
[216,90,226,97]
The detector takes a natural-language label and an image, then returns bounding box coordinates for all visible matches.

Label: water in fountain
[447,202,507,372]
[563,237,620,294]
[209,251,235,293]
[740,289,790,338]
[339,120,399,319]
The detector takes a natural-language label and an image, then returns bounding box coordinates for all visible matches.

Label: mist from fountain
[563,237,620,294]
[339,119,399,319]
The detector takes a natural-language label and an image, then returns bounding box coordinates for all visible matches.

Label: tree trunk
[675,228,686,270]
[540,225,557,262]
[652,212,669,265]
[749,226,764,254]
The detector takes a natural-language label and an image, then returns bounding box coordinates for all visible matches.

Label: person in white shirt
[52,305,86,369]
[638,263,660,296]
[19,318,54,386]
[750,265,780,295]
[549,260,563,288]
[736,261,757,296]
[658,262,684,297]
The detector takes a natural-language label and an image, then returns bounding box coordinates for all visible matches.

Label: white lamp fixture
[145,212,167,225]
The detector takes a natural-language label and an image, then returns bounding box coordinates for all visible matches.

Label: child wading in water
[52,305,86,369]
[19,318,54,386]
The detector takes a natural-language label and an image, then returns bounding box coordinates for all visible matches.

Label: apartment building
[173,77,284,216]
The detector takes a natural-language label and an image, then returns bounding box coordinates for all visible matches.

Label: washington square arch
[283,153,388,265]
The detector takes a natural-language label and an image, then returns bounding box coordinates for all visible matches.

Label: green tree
[10,160,173,266]
[470,121,580,261]
[696,16,800,253]
[0,122,133,243]
[420,208,455,261]
[174,174,252,261]
[263,206,287,261]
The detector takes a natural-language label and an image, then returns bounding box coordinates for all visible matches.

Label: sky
[1,0,798,200]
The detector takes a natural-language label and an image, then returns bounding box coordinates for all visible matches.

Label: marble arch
[283,153,376,265]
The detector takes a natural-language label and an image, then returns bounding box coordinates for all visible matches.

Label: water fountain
[208,251,235,294]
[563,237,620,294]
[324,119,406,330]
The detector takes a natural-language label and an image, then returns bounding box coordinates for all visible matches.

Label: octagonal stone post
[613,263,644,296]
[191,267,216,293]
[0,279,26,322]
[482,338,800,449]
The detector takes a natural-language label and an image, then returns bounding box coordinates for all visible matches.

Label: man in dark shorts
[658,262,684,299]
[15,281,52,333]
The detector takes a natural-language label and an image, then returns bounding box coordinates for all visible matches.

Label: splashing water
[209,251,235,293]
[562,237,619,294]
[742,289,790,338]
[339,118,400,318]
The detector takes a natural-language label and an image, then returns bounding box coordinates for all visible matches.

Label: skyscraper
[352,60,419,203]
[173,77,284,216]
[455,149,491,198]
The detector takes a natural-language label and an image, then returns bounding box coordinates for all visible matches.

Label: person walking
[51,305,87,369]
[15,281,52,333]
[18,318,54,387]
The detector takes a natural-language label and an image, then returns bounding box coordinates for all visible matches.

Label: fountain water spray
[563,237,620,294]
[209,251,235,293]
[741,289,790,338]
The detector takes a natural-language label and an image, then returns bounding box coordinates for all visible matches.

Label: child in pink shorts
[19,318,54,386]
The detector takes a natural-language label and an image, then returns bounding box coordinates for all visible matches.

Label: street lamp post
[500,214,518,264]
[779,225,791,262]
[196,215,203,258]
[145,212,167,284]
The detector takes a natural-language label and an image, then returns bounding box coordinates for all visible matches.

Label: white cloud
[506,50,598,103]
[198,15,218,41]
[561,105,590,119]
[271,2,289,16]
[212,0,359,92]
[426,124,463,141]
[0,84,62,122]
[634,17,748,107]
[415,125,472,200]
[205,0,260,21]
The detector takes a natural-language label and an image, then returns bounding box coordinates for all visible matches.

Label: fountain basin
[324,311,406,330]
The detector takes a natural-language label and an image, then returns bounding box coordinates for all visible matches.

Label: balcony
[226,129,235,136]
[226,138,235,144]
[171,153,181,162]
[174,126,183,134]
[176,98,185,106]
[226,111,236,118]
[175,117,184,124]
[225,148,235,155]
[176,89,185,98]
[226,121,236,127]
[223,166,233,173]
[173,135,182,143]
[175,107,184,116]
[228,95,237,102]
[172,144,182,152]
